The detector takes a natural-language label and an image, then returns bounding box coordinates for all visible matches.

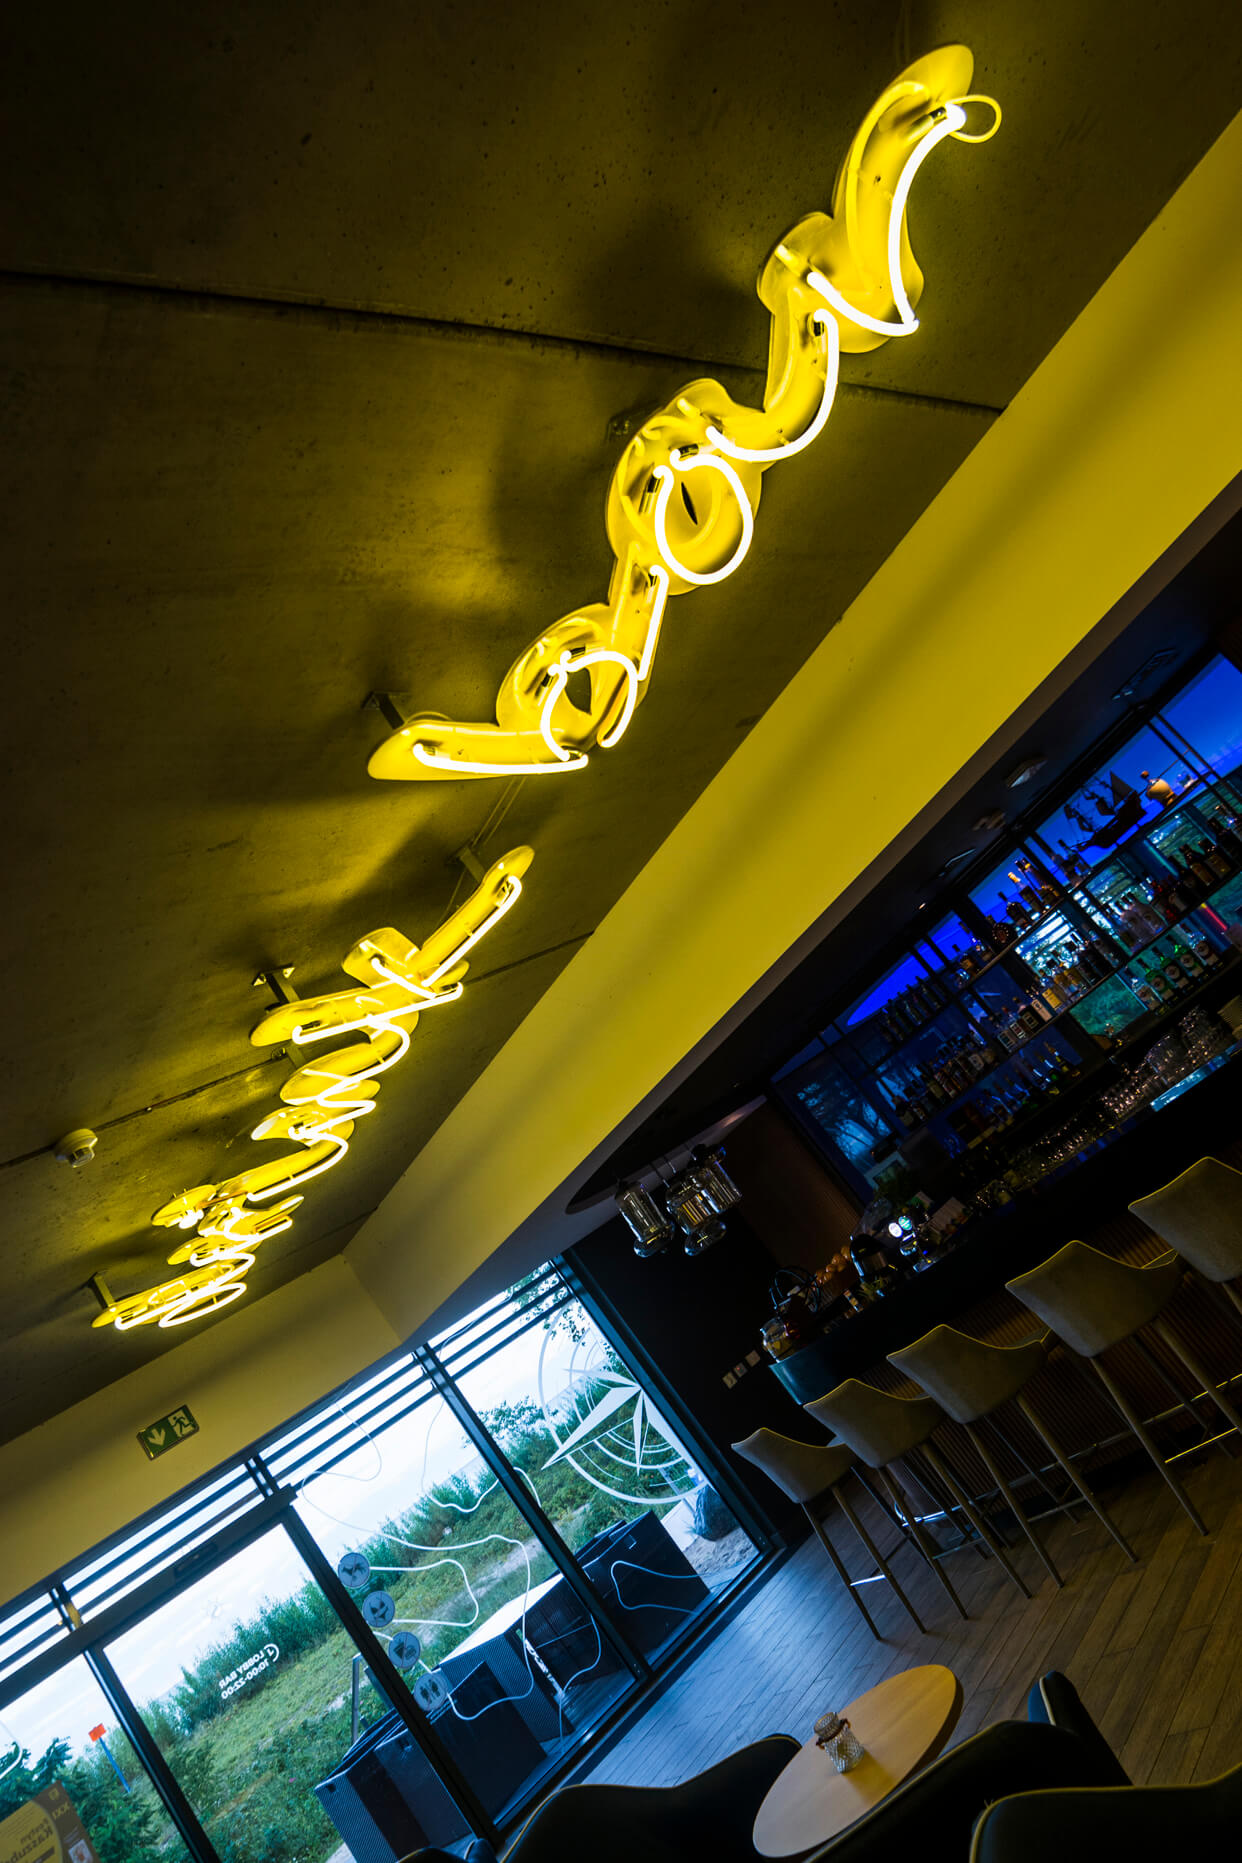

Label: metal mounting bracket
[364,691,408,731]
[252,967,299,1006]
[451,844,486,883]
[86,1273,116,1314]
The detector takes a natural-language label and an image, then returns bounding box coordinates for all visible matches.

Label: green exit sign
[137,1406,199,1460]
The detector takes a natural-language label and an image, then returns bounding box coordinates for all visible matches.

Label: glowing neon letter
[94,848,533,1330]
[367,47,998,784]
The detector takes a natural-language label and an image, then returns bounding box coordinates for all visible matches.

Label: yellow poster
[0,1785,99,1863]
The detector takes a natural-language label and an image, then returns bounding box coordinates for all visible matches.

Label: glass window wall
[0,1659,193,1863]
[447,1282,761,1667]
[0,1261,765,1863]
[289,1380,634,1832]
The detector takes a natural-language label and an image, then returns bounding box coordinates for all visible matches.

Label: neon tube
[651,451,756,587]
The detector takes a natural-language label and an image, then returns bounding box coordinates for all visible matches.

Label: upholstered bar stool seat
[732,1428,925,1638]
[1006,1240,1242,1536]
[1129,1156,1242,1315]
[804,1380,1033,1618]
[889,1325,1136,1577]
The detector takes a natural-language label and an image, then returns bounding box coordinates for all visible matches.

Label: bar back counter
[769,1046,1242,1495]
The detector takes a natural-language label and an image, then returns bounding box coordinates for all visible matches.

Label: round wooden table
[752,1664,963,1858]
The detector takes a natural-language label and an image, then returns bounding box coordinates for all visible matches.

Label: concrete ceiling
[3,0,1242,1445]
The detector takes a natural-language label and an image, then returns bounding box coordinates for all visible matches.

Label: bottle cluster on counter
[890,1032,1080,1133]
[877,803,1242,1139]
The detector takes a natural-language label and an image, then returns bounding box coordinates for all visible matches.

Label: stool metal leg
[1015,1392,1137,1563]
[801,1501,880,1640]
[967,1419,1063,1587]
[1133,1332,1219,1438]
[878,1464,967,1619]
[907,1449,988,1560]
[1152,1319,1242,1441]
[833,1479,927,1635]
[920,1442,1031,1599]
[1089,1356,1208,1535]
[990,1413,1068,1513]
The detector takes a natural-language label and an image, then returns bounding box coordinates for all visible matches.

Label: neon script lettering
[367,46,999,786]
[92,849,531,1331]
[99,47,997,1333]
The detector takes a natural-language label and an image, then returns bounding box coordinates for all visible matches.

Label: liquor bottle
[1174,938,1204,983]
[1009,869,1044,918]
[1143,958,1175,1005]
[1089,929,1124,975]
[1133,887,1167,939]
[1127,968,1160,1011]
[1113,898,1143,951]
[1165,859,1195,915]
[1161,948,1189,993]
[1017,1001,1043,1037]
[1038,967,1066,1013]
[1083,937,1110,983]
[1000,891,1029,931]
[1198,837,1230,882]
[1185,843,1217,891]
[1187,925,1222,970]
[1057,839,1088,881]
[1149,874,1178,925]
[1079,937,1110,982]
[1022,857,1062,907]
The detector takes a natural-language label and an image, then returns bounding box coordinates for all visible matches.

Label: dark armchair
[399,1733,799,1863]
[971,1761,1242,1862]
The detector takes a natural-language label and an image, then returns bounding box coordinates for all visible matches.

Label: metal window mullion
[435,1289,573,1377]
[272,1495,502,1853]
[266,1378,436,1488]
[432,1274,563,1359]
[264,1362,427,1474]
[412,1342,650,1686]
[81,1639,221,1863]
[558,1254,777,1553]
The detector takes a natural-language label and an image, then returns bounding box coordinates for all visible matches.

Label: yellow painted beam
[349,106,1242,1333]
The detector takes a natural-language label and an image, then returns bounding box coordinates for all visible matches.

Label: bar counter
[769,1046,1242,1411]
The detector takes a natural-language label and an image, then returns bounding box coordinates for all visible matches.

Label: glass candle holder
[814,1712,864,1773]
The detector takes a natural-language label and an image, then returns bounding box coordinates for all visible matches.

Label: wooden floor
[585,1445,1242,1791]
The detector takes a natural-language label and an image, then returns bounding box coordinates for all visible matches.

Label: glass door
[103,1526,471,1863]
[288,1387,637,1822]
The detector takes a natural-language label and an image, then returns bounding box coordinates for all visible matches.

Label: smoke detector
[55,1129,99,1168]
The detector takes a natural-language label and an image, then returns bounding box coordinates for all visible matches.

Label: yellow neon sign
[367,46,998,785]
[93,849,532,1330]
[97,46,997,1333]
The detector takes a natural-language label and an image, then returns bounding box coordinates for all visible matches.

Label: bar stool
[732,1428,926,1638]
[1006,1241,1242,1537]
[803,1381,1033,1618]
[1129,1156,1242,1319]
[888,1324,1136,1577]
